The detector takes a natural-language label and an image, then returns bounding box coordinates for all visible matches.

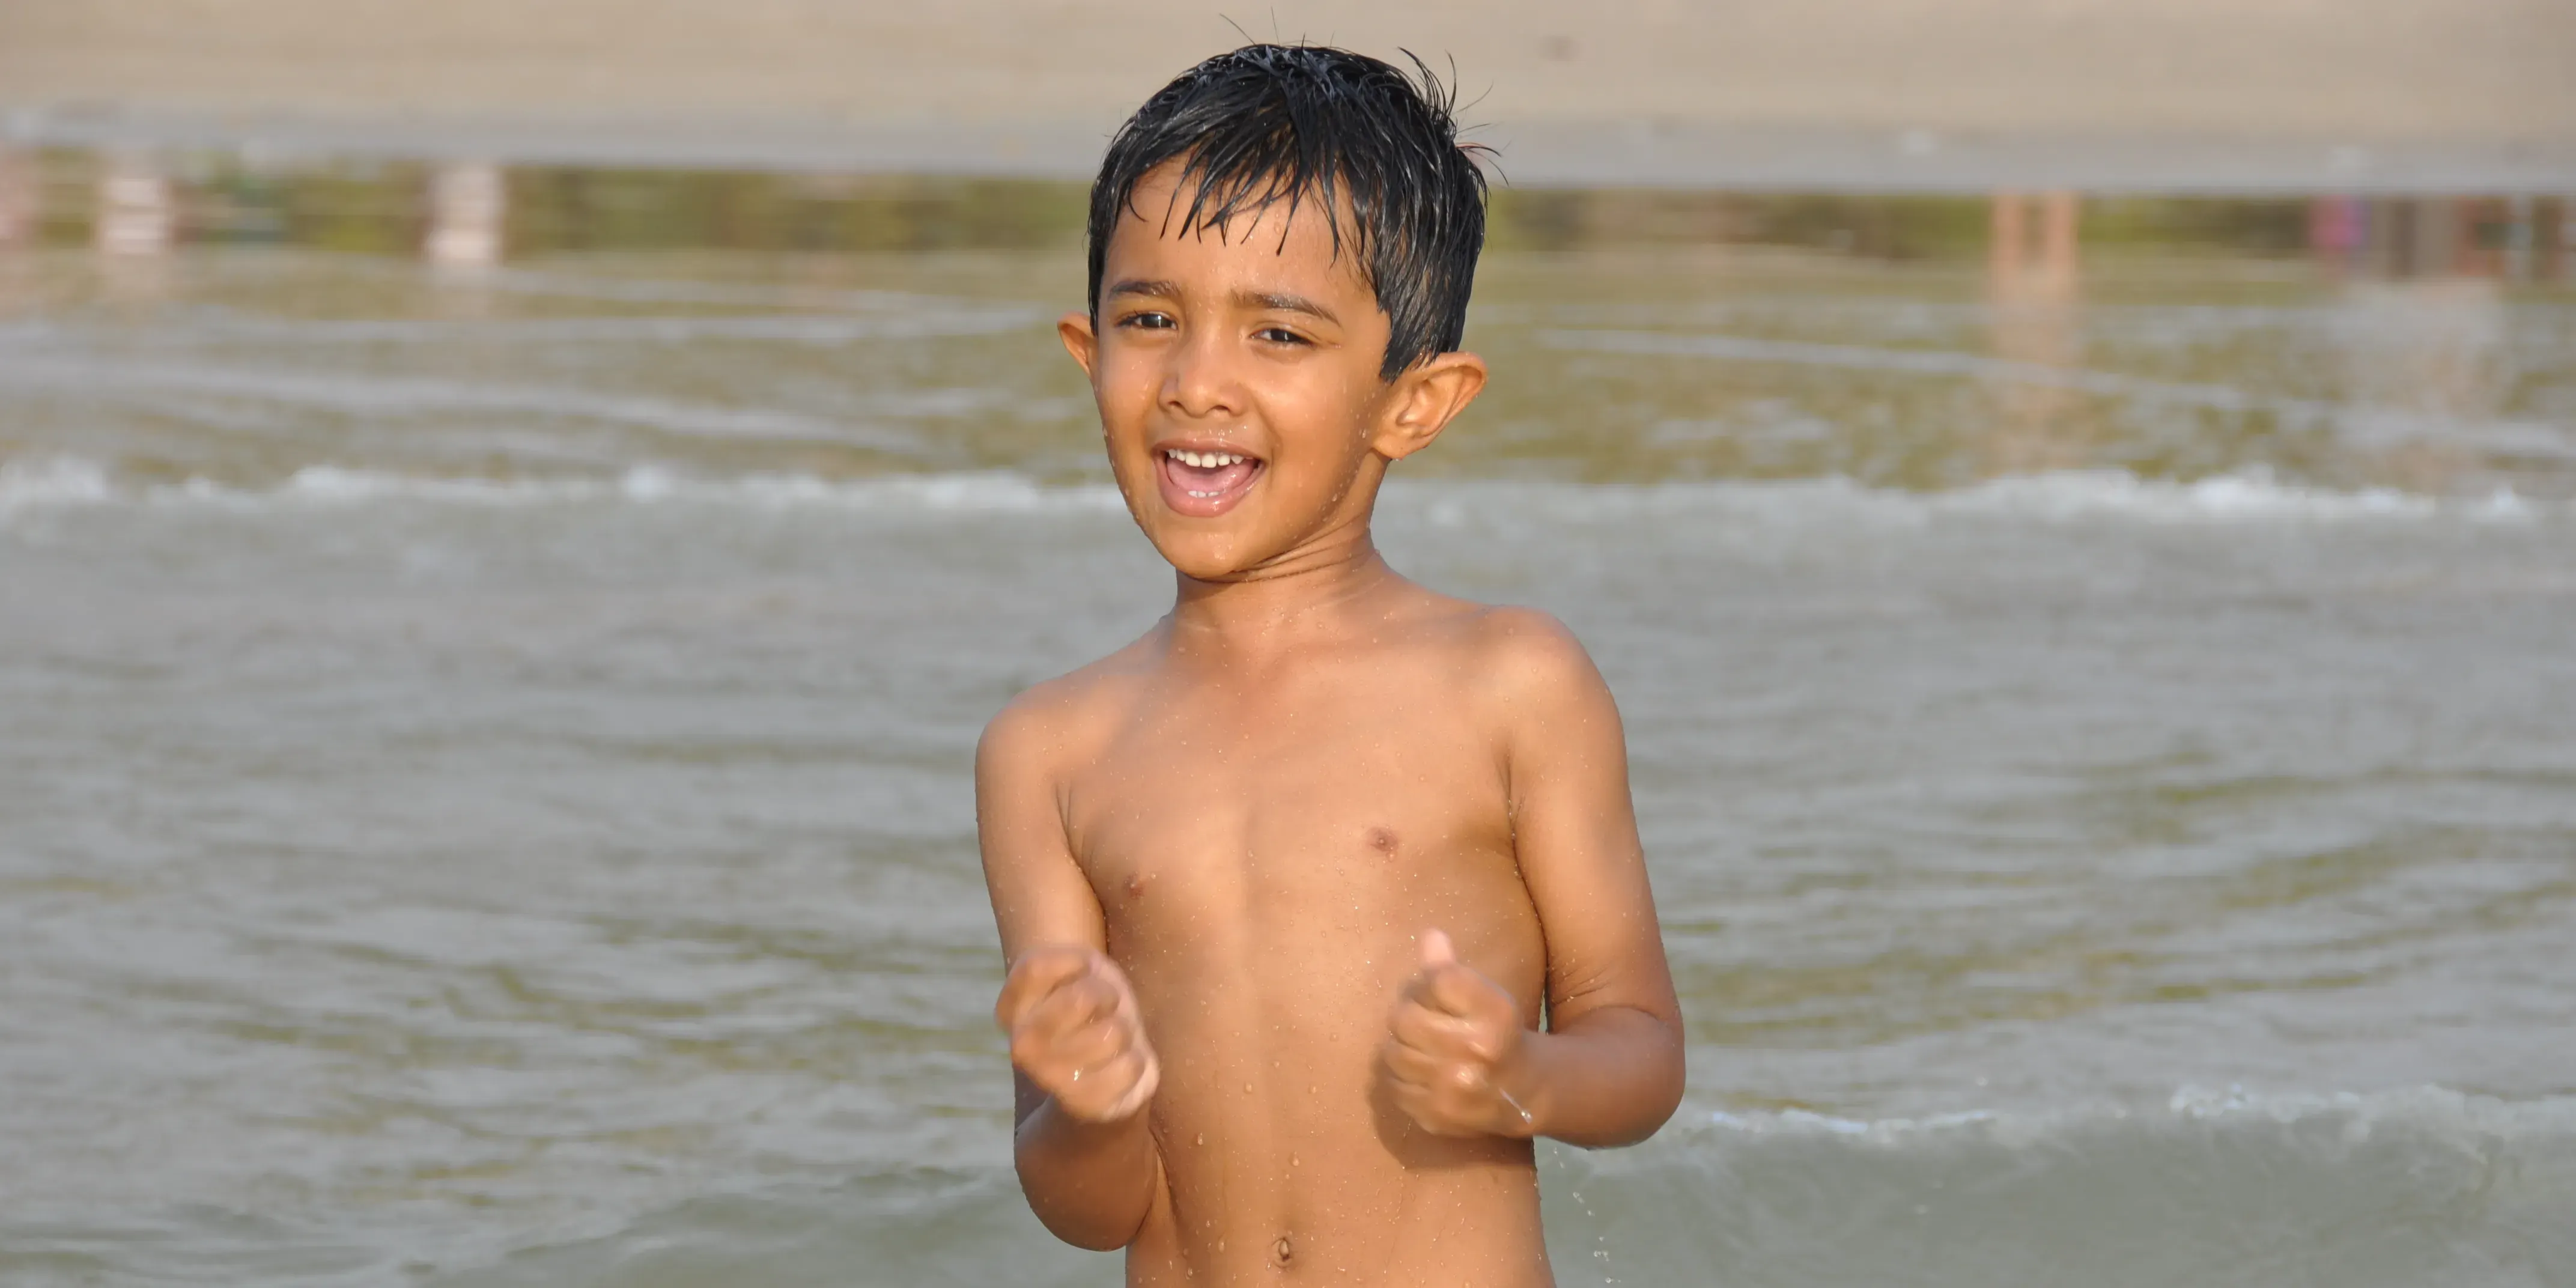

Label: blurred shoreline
[4,0,2572,191]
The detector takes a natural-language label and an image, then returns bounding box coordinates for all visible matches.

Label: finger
[1070,955,1150,1035]
[1420,928,1454,971]
[1102,1048,1161,1120]
[1089,957,1147,1026]
[1024,974,1120,1041]
[1011,985,1120,1069]
[1396,957,1467,1017]
[1423,955,1476,1012]
[1388,999,1486,1056]
[1390,1082,1471,1138]
[1399,989,1505,1055]
[1424,959,1512,1024]
[1053,1013,1135,1071]
[1010,1020,1094,1084]
[1064,1047,1158,1123]
[1023,1024,1115,1098]
[995,946,1095,1030]
[1379,1039,1446,1089]
[1390,1083,1435,1128]
[1085,949,1141,997]
[1020,1007,1143,1089]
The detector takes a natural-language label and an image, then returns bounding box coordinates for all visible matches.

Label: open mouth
[1156,446,1265,518]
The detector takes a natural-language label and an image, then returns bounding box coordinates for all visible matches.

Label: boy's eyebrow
[1104,279,1343,326]
[1235,290,1340,324]
[1104,278,1181,300]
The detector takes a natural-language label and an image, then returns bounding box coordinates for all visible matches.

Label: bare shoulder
[977,630,1161,781]
[1457,604,1614,711]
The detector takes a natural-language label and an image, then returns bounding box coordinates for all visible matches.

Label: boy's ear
[1059,311,1099,380]
[1372,350,1489,462]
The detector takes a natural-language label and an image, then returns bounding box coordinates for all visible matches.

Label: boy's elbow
[1017,1167,1151,1252]
[1038,1212,1143,1254]
[1616,1009,1687,1144]
[1646,1040,1687,1135]
[1618,1026,1687,1145]
[1012,1123,1155,1251]
[1554,1005,1685,1147]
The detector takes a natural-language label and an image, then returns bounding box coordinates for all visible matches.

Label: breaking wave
[0,458,1126,515]
[425,1085,2576,1288]
[0,456,2555,526]
[1539,1084,2576,1288]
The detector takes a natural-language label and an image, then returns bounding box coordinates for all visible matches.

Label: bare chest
[1063,674,1522,968]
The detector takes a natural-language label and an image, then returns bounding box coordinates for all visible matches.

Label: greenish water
[2,153,2574,1286]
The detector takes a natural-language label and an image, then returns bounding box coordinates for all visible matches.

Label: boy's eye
[1254,326,1310,346]
[1117,311,1176,330]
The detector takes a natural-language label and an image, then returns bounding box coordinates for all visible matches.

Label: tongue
[1171,457,1256,494]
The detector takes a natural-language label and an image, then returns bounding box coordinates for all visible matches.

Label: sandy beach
[4,0,2572,188]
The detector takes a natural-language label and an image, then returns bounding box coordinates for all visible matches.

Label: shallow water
[3,165,2575,1286]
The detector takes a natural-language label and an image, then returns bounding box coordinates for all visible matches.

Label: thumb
[1419,928,1455,972]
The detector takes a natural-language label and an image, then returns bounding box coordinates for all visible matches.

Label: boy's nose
[1159,330,1244,420]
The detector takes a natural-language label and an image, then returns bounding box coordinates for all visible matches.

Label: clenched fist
[1381,928,1536,1138]
[996,944,1161,1123]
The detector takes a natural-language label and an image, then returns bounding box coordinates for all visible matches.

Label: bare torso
[1053,589,1555,1286]
[989,120,1680,1284]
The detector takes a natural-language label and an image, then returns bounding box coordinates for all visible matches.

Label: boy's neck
[1166,519,1403,658]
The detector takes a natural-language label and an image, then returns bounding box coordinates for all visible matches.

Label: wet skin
[980,161,1685,1287]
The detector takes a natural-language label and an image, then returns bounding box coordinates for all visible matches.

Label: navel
[1272,1234,1294,1267]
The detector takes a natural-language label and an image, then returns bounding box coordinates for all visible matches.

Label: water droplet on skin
[1195,1132,1205,1146]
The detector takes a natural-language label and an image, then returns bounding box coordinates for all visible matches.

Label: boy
[979,44,1684,1286]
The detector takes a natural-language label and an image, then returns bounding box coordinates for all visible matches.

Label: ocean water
[3,165,2575,1286]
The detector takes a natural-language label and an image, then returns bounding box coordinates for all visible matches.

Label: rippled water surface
[3,163,2575,1286]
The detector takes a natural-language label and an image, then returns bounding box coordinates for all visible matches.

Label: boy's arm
[1384,611,1685,1148]
[978,696,1165,1250]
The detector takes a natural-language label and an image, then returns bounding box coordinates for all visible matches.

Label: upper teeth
[1171,450,1246,468]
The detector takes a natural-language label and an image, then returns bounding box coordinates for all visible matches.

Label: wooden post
[427,161,506,269]
[96,154,175,256]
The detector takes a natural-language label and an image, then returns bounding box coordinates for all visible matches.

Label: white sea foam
[258,464,1129,512]
[1394,470,2548,527]
[1930,469,2527,522]
[3,458,1129,513]
[1553,1086,2576,1288]
[3,457,2559,526]
[1694,1083,2576,1146]
[0,456,114,509]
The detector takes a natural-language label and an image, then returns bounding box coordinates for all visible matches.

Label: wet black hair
[1085,44,1489,381]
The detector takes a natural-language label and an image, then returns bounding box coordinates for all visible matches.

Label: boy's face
[1060,161,1485,582]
